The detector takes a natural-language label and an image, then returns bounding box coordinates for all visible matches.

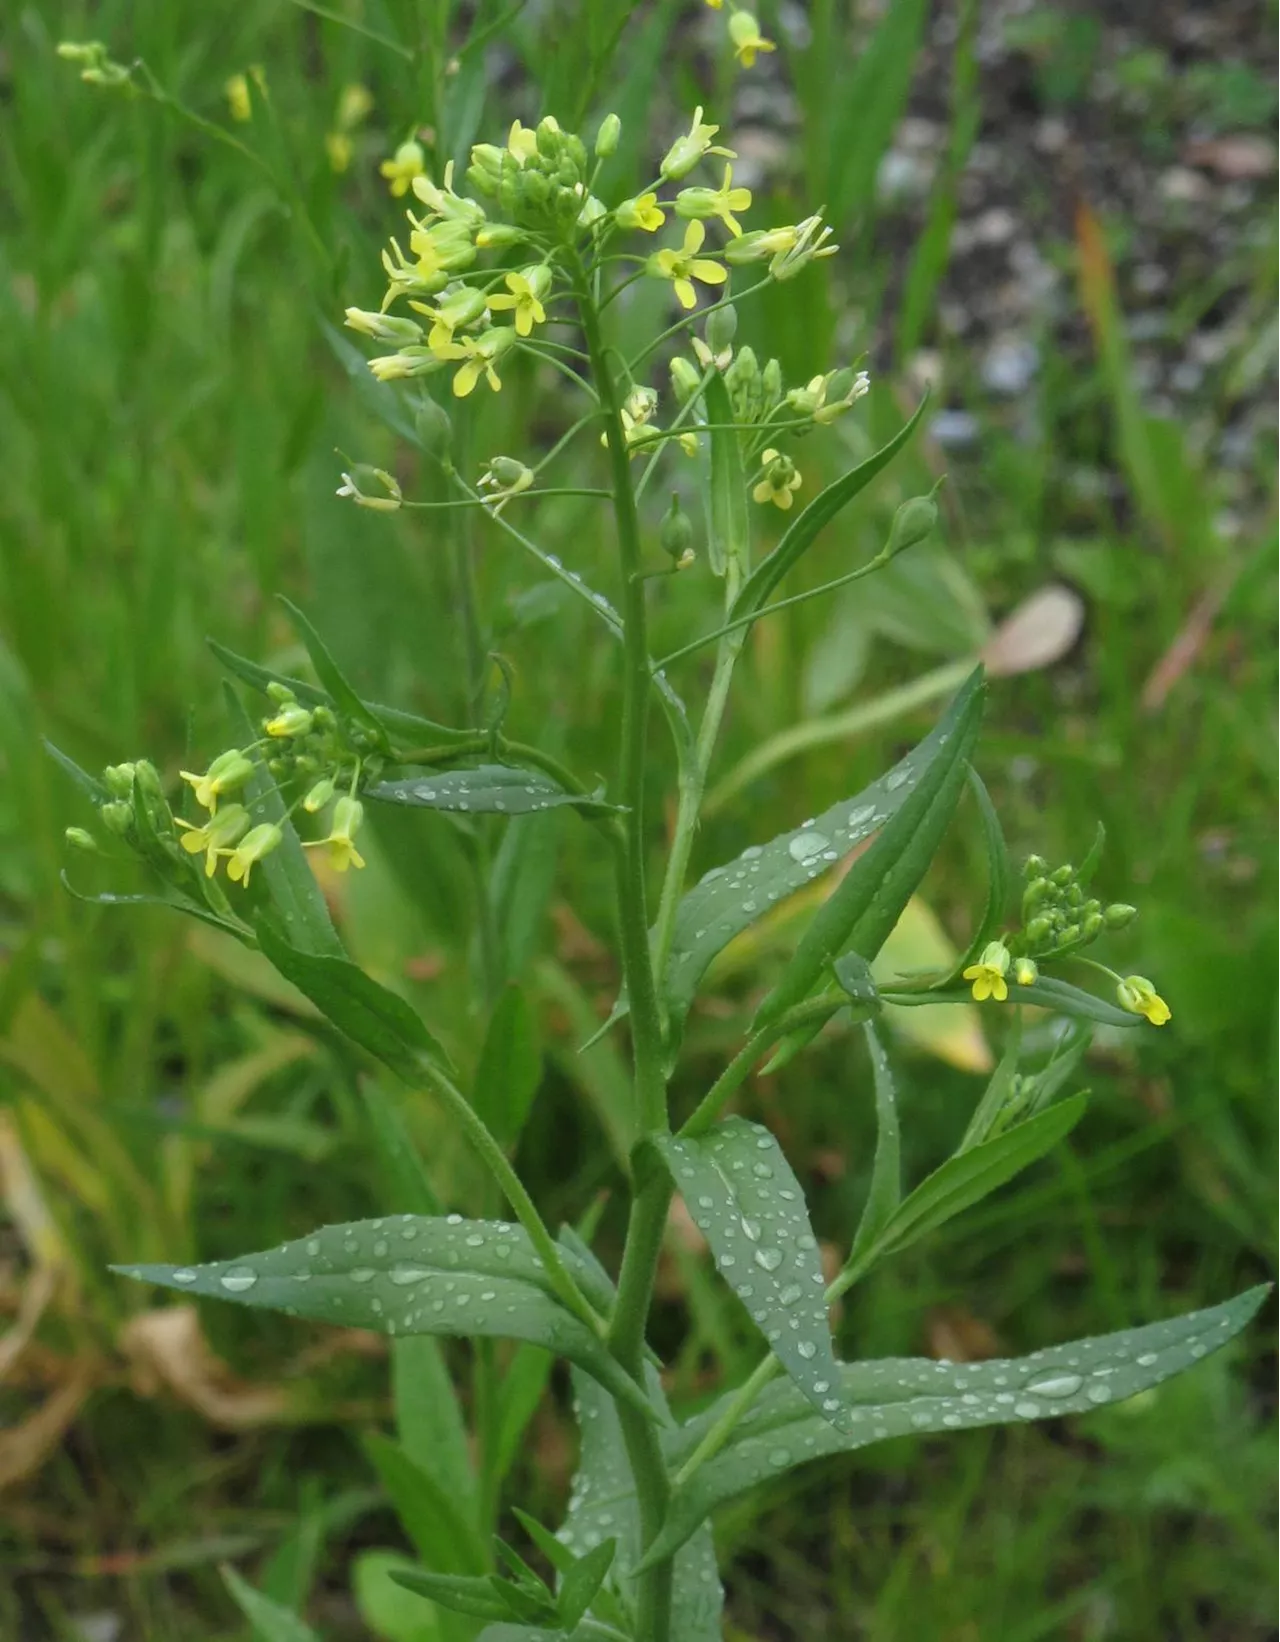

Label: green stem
[678,996,845,1138]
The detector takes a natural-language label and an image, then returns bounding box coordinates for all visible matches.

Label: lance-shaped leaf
[656,1119,844,1430]
[561,1369,724,1642]
[661,670,979,1029]
[948,767,1014,981]
[112,1215,651,1419]
[844,1095,1088,1282]
[256,917,451,1079]
[209,636,477,749]
[848,1024,901,1267]
[368,766,613,817]
[648,1285,1269,1563]
[754,668,985,1028]
[44,740,110,803]
[278,595,390,751]
[222,1567,320,1642]
[729,396,928,624]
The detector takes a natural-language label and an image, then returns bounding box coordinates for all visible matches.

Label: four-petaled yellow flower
[676,163,752,237]
[176,804,250,879]
[728,11,776,68]
[487,265,550,336]
[380,140,426,197]
[648,220,728,310]
[1117,975,1171,1026]
[304,796,366,874]
[417,285,489,353]
[221,822,283,887]
[752,448,802,510]
[439,327,516,397]
[180,749,255,815]
[963,940,1012,1003]
[616,193,666,232]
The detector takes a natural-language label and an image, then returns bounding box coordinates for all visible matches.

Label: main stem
[573,252,674,1642]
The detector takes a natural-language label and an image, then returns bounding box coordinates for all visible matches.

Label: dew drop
[1025,1373,1083,1399]
[349,1268,376,1284]
[740,1217,762,1243]
[1013,1400,1042,1419]
[778,1283,804,1306]
[885,769,911,791]
[1085,1383,1113,1404]
[796,1339,817,1360]
[752,1162,774,1179]
[753,1247,784,1272]
[767,1447,791,1468]
[219,1266,258,1293]
[390,1265,432,1285]
[788,830,830,863]
[1136,1352,1158,1367]
[171,1269,198,1285]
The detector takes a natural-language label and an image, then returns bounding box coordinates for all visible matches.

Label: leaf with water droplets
[646,1285,1270,1563]
[656,1119,842,1429]
[112,1215,650,1419]
[661,670,981,1031]
[755,668,985,1029]
[368,765,614,818]
[561,1367,724,1642]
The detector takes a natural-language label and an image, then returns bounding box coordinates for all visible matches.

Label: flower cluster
[703,3,777,68]
[960,851,1169,1026]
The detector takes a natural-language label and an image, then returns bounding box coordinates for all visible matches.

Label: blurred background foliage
[0,1,1274,1638]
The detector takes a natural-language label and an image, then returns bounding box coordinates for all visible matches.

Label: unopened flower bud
[1051,864,1075,886]
[1023,854,1048,879]
[705,301,737,360]
[669,356,702,405]
[303,777,336,813]
[760,357,782,408]
[65,826,99,852]
[1104,903,1137,929]
[885,486,941,559]
[100,801,133,837]
[594,113,621,157]
[1024,914,1053,945]
[660,494,695,562]
[414,396,454,460]
[1082,912,1104,939]
[1066,882,1083,907]
[1013,956,1039,987]
[264,703,314,739]
[1058,923,1080,945]
[103,762,137,798]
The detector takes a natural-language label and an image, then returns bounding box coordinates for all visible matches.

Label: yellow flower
[963,940,1012,1003]
[304,796,366,874]
[675,163,752,237]
[752,448,802,510]
[180,749,255,815]
[706,0,724,7]
[221,822,283,887]
[660,106,736,182]
[616,193,666,232]
[380,140,426,197]
[1117,975,1171,1026]
[486,265,551,337]
[415,285,489,353]
[176,804,250,879]
[407,220,477,279]
[438,326,517,397]
[728,11,776,68]
[507,120,538,164]
[647,220,728,310]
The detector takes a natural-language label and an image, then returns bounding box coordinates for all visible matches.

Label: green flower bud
[1013,956,1039,987]
[1058,923,1081,945]
[414,396,453,460]
[264,703,314,739]
[1023,876,1052,908]
[1023,914,1053,945]
[303,777,336,814]
[1082,912,1104,939]
[103,762,137,798]
[705,302,737,358]
[669,356,702,405]
[266,683,295,705]
[1066,882,1084,907]
[65,826,99,853]
[760,357,782,409]
[1023,854,1048,879]
[660,494,695,562]
[1051,864,1075,886]
[1104,903,1137,929]
[594,113,621,157]
[100,801,133,837]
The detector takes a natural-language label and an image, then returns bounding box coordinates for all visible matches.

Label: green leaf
[850,1095,1088,1278]
[894,974,1141,1029]
[365,1434,490,1578]
[224,687,344,960]
[352,1549,447,1642]
[209,637,476,750]
[958,1013,1023,1153]
[656,1119,843,1429]
[557,1538,616,1631]
[823,0,930,226]
[369,766,613,818]
[729,396,929,624]
[661,669,977,1029]
[704,371,749,580]
[492,1343,556,1488]
[43,739,109,803]
[651,1286,1269,1563]
[361,1083,443,1216]
[1075,820,1107,889]
[848,1025,901,1266]
[60,870,251,940]
[221,1566,320,1642]
[256,917,451,1080]
[562,1370,723,1642]
[474,985,542,1149]
[393,1337,477,1527]
[948,768,1014,980]
[389,1567,509,1620]
[754,668,984,1027]
[112,1214,646,1413]
[278,595,390,749]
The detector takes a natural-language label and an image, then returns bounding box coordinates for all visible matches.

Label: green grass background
[0,2,1274,1638]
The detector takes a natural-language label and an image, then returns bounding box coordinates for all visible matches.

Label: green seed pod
[414,396,453,462]
[705,302,737,358]
[594,113,621,157]
[1023,854,1048,879]
[1104,903,1137,929]
[885,491,939,560]
[659,494,695,562]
